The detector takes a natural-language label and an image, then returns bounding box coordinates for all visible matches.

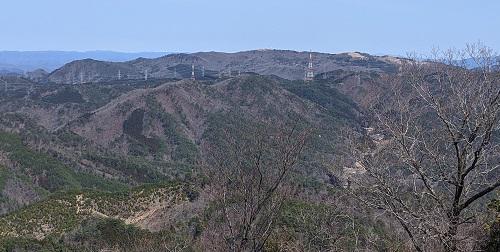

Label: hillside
[2,50,496,251]
[47,50,402,83]
[0,72,386,250]
[0,74,363,215]
[0,183,192,240]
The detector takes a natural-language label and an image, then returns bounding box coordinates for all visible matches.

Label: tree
[202,119,310,252]
[481,198,500,252]
[350,44,500,251]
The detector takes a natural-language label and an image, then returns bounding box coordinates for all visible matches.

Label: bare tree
[202,120,310,252]
[349,44,500,251]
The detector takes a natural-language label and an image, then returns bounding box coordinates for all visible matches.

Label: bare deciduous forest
[0,1,499,250]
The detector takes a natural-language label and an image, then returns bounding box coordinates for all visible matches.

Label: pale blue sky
[1,0,499,55]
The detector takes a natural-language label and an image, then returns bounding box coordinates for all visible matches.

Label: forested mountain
[0,49,497,251]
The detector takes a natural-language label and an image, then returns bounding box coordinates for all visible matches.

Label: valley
[0,49,498,251]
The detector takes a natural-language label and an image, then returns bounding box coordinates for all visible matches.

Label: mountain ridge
[0,51,171,72]
[47,50,403,83]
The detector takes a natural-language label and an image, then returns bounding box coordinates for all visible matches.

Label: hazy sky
[1,0,499,55]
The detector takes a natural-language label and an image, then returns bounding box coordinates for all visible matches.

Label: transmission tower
[1,78,7,93]
[26,84,34,100]
[305,52,314,82]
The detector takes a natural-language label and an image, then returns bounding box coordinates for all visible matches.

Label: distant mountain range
[0,51,171,72]
[46,50,403,83]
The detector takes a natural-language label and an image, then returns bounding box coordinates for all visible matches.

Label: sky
[1,0,499,55]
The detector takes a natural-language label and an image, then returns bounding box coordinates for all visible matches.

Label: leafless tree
[202,121,311,252]
[349,44,500,251]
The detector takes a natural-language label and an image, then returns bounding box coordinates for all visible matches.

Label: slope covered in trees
[0,47,498,251]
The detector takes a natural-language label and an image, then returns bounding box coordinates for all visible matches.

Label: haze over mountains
[0,51,170,73]
[3,49,403,84]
